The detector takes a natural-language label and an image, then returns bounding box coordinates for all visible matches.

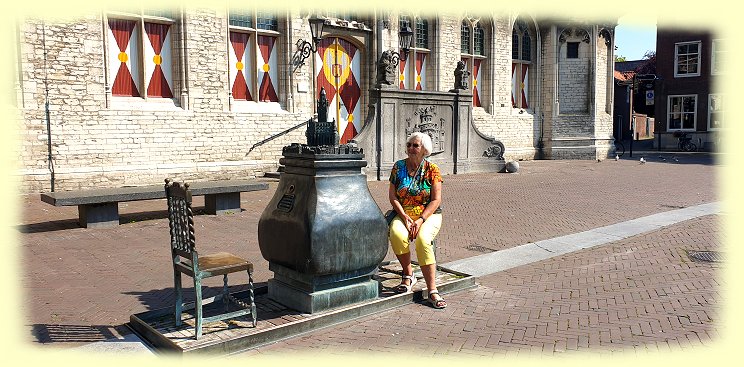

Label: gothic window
[399,14,433,90]
[511,18,533,109]
[461,18,487,107]
[228,8,281,103]
[105,8,178,100]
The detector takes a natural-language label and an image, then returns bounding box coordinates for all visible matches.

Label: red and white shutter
[511,63,518,107]
[473,58,482,107]
[144,22,173,98]
[521,64,529,108]
[229,32,253,101]
[336,38,361,144]
[257,35,279,102]
[399,50,409,89]
[108,19,141,97]
[415,53,426,90]
[316,38,363,144]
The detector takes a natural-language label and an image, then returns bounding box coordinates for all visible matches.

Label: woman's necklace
[406,159,424,193]
[407,159,423,177]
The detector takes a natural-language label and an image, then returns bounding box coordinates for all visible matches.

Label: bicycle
[674,132,698,152]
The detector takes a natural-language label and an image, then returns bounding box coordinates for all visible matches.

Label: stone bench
[40,180,269,228]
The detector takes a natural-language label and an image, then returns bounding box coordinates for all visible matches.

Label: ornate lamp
[391,25,413,66]
[291,15,326,73]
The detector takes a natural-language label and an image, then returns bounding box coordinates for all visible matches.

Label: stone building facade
[13,7,616,192]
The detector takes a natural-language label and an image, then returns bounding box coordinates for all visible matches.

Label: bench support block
[205,193,241,215]
[78,203,119,228]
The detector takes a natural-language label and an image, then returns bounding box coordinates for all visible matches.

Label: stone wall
[17,10,309,192]
[14,10,616,192]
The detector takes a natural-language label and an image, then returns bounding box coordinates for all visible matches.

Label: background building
[654,29,723,151]
[13,6,617,192]
[613,58,656,144]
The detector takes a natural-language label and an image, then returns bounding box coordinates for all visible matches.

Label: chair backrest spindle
[165,179,197,260]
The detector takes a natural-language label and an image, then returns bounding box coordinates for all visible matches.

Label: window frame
[399,14,432,91]
[511,18,533,110]
[667,94,697,131]
[105,8,179,105]
[227,8,283,111]
[708,94,723,131]
[460,17,487,108]
[711,39,725,75]
[674,41,701,78]
[566,42,579,59]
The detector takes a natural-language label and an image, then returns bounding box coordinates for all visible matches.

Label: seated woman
[388,132,445,309]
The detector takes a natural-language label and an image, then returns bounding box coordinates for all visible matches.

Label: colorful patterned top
[389,158,443,220]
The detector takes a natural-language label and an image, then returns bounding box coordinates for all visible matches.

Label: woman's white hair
[407,132,433,157]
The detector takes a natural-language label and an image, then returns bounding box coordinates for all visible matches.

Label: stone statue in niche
[375,50,397,88]
[453,60,470,90]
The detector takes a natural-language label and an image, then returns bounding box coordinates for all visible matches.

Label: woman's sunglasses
[406,143,420,148]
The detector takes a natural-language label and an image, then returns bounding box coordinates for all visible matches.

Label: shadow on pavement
[16,206,238,234]
[121,282,269,312]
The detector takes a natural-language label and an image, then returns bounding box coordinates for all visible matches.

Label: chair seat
[177,252,253,277]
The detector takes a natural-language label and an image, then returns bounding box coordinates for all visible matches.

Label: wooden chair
[165,178,257,339]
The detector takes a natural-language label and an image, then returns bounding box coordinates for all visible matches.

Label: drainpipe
[591,25,597,144]
[453,91,459,174]
[42,21,55,192]
[375,11,384,180]
[180,7,189,110]
[535,19,544,159]
[287,9,294,113]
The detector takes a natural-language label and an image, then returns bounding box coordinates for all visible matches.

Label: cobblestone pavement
[237,214,722,357]
[15,153,725,355]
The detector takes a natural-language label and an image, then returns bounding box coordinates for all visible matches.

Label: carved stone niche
[599,28,613,46]
[559,27,591,44]
[405,105,446,156]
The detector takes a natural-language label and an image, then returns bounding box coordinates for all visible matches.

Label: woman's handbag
[384,210,397,224]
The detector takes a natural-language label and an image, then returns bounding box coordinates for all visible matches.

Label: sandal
[395,275,417,293]
[427,290,447,309]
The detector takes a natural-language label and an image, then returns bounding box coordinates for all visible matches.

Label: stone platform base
[128,262,475,355]
[268,277,379,314]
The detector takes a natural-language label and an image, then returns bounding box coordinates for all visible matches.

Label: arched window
[399,14,432,90]
[511,18,534,109]
[461,17,487,107]
[228,8,281,104]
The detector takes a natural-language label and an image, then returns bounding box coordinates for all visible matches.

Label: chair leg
[248,270,257,327]
[174,270,183,327]
[223,274,229,312]
[194,277,203,339]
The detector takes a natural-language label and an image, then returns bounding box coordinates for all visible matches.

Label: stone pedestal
[258,144,388,313]
[267,263,379,313]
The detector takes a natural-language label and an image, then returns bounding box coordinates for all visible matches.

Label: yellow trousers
[389,213,442,266]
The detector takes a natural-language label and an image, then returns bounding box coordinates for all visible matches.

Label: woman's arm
[389,182,414,231]
[409,180,441,239]
[419,180,441,221]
